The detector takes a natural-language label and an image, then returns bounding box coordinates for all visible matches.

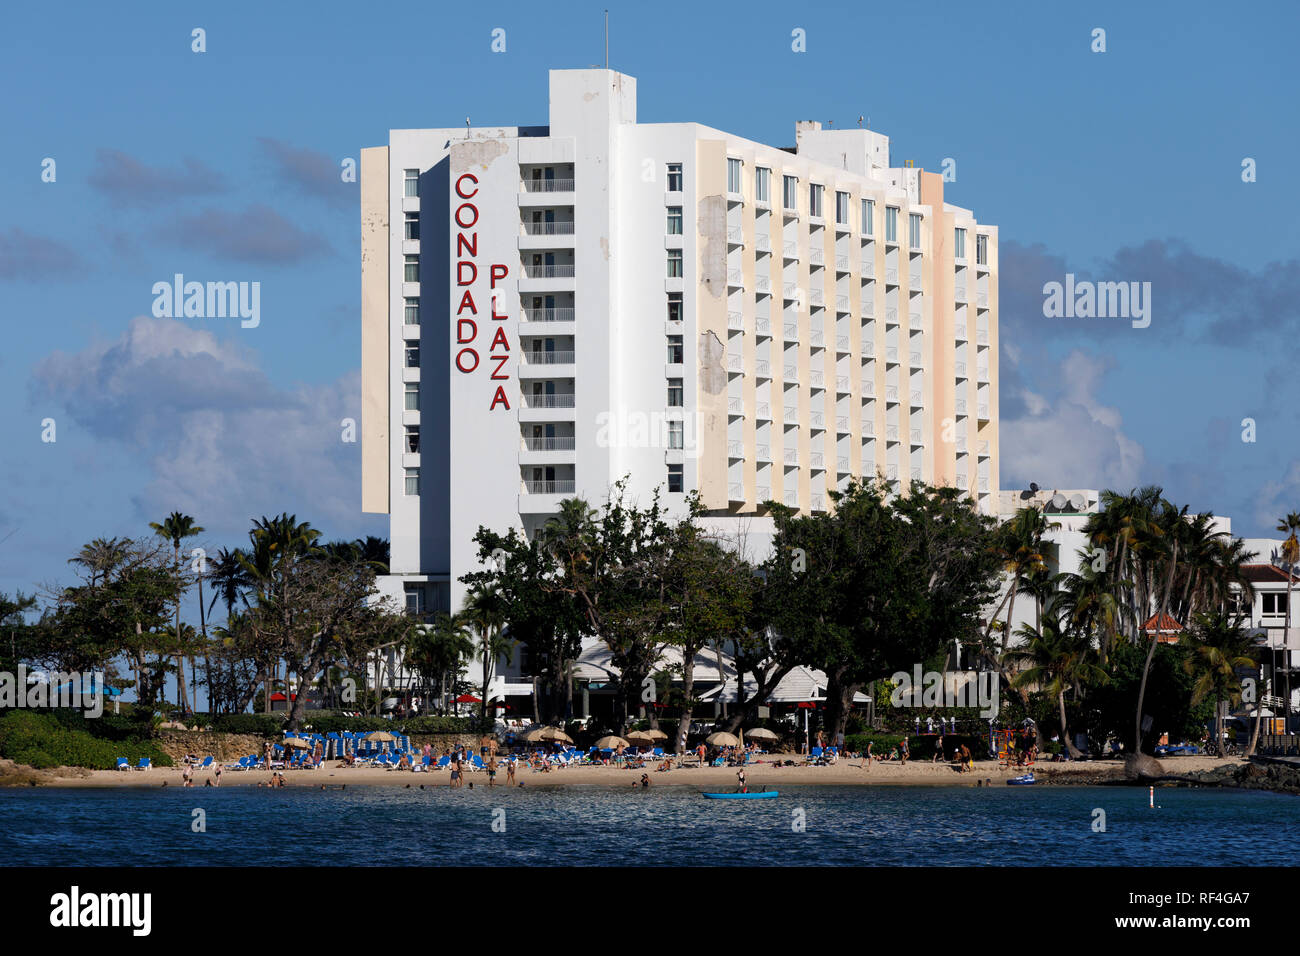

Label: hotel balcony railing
[834,295,849,313]
[909,274,922,291]
[755,235,771,253]
[861,343,874,359]
[886,346,898,363]
[978,404,990,419]
[728,396,744,414]
[885,307,898,324]
[756,443,771,461]
[836,335,850,352]
[978,477,990,492]
[523,307,576,323]
[955,285,967,301]
[910,390,923,406]
[728,269,744,288]
[522,221,575,235]
[783,490,798,507]
[757,485,771,500]
[757,402,771,420]
[522,350,576,365]
[728,440,744,459]
[886,465,899,480]
[909,310,922,326]
[977,365,989,381]
[522,436,576,451]
[910,428,923,444]
[784,405,799,423]
[861,261,875,279]
[837,456,850,473]
[886,425,899,442]
[955,399,967,415]
[810,370,825,389]
[977,330,989,345]
[783,282,799,300]
[977,292,988,308]
[784,449,799,466]
[862,381,875,398]
[810,452,824,469]
[836,376,850,394]
[755,359,771,378]
[729,482,744,501]
[524,480,577,493]
[811,411,825,428]
[910,350,922,367]
[810,329,825,348]
[521,179,575,193]
[836,415,849,433]
[783,364,798,383]
[956,472,968,486]
[727,227,744,245]
[886,268,899,285]
[886,385,899,402]
[955,361,967,378]
[955,324,968,342]
[809,289,825,307]
[862,301,875,319]
[809,249,824,266]
[523,264,576,278]
[862,421,874,438]
[783,241,798,260]
[726,354,744,374]
[783,323,799,342]
[728,310,744,331]
[911,467,923,481]
[755,275,772,293]
[755,316,771,335]
[978,440,990,456]
[524,393,577,409]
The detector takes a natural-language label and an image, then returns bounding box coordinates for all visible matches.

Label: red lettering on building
[490,264,509,288]
[457,233,478,258]
[489,385,511,410]
[457,319,478,344]
[456,290,477,315]
[489,326,509,350]
[455,348,480,373]
[455,173,479,199]
[454,203,479,229]
[490,354,510,380]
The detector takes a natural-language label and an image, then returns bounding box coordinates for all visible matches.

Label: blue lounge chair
[116,757,130,771]
[196,756,214,770]
[134,757,152,771]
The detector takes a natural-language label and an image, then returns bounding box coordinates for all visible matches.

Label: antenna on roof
[465,117,471,138]
[604,9,609,69]
[858,115,864,128]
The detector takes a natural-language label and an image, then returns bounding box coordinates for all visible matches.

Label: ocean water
[1,783,1294,866]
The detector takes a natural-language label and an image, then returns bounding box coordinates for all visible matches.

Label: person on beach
[214,763,222,786]
[957,743,972,772]
[639,773,650,789]
[861,741,873,769]
[933,734,944,763]
[900,737,909,764]
[487,756,497,786]
[506,756,516,786]
[736,767,747,793]
[450,758,461,788]
[697,743,706,767]
[182,764,192,787]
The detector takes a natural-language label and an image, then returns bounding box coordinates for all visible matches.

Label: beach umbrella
[282,737,313,749]
[745,727,779,741]
[540,727,573,744]
[626,731,654,743]
[365,731,397,743]
[705,731,739,747]
[595,735,629,749]
[642,729,668,740]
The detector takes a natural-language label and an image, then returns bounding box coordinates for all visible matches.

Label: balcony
[727,269,744,290]
[977,292,988,308]
[728,396,744,416]
[755,316,771,336]
[783,490,798,508]
[861,342,874,359]
[836,415,849,433]
[783,364,798,383]
[886,346,898,363]
[977,330,989,346]
[862,380,875,398]
[523,393,576,409]
[522,436,576,451]
[726,227,744,246]
[835,255,849,273]
[886,385,899,402]
[755,234,772,254]
[784,405,799,424]
[978,477,990,492]
[955,324,967,343]
[837,456,850,473]
[782,241,798,261]
[756,402,771,420]
[810,370,824,389]
[522,263,575,278]
[522,221,575,236]
[910,389,923,407]
[521,350,576,366]
[755,275,772,294]
[978,440,990,457]
[755,359,771,379]
[911,467,923,481]
[810,329,825,348]
[955,361,967,378]
[836,335,850,353]
[729,482,745,502]
[886,308,898,325]
[909,271,922,289]
[523,479,577,493]
[862,421,874,438]
[910,428,923,445]
[955,399,967,415]
[977,364,989,382]
[861,261,875,279]
[956,472,967,486]
[521,179,575,194]
[885,268,899,285]
[757,485,771,501]
[783,323,799,343]
[809,248,824,267]
[886,465,899,480]
[836,376,850,394]
[810,411,825,429]
[783,282,799,300]
[910,350,922,367]
[728,440,744,459]
[728,310,744,331]
[809,289,824,308]
[726,354,744,374]
[784,449,799,466]
[756,443,771,461]
[886,425,899,442]
[977,404,990,420]
[955,284,967,301]
[861,300,874,319]
[909,310,922,326]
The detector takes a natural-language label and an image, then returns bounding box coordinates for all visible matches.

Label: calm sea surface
[1,784,1293,866]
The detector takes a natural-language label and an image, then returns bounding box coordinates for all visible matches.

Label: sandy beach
[6,754,1248,789]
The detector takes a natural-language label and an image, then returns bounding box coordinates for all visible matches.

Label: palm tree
[1276,512,1300,733]
[1181,612,1258,754]
[407,612,475,714]
[67,537,131,587]
[462,583,512,723]
[149,512,204,714]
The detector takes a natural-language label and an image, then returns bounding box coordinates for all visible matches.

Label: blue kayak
[1007,774,1036,786]
[702,790,778,799]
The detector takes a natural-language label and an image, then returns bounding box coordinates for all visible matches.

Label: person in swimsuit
[487,756,497,786]
[451,759,461,788]
[506,757,516,786]
[736,767,747,793]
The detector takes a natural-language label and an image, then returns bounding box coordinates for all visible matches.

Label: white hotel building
[361,68,1001,617]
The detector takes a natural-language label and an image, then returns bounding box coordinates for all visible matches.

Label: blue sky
[1,0,1298,607]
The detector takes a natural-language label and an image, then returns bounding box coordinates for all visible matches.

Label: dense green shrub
[0,710,171,770]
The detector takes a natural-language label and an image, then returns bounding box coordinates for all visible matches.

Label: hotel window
[976,234,988,265]
[404,168,418,198]
[809,184,824,218]
[667,334,683,364]
[835,191,850,225]
[1263,593,1288,617]
[404,584,424,616]
[404,297,419,324]
[954,227,967,260]
[404,468,420,496]
[404,382,419,411]
[667,463,684,493]
[755,167,770,203]
[885,206,898,243]
[667,248,683,278]
[668,420,684,449]
[862,199,874,236]
[667,163,683,191]
[727,157,743,194]
[667,292,683,323]
[909,214,922,250]
[404,211,420,241]
[405,343,420,368]
[667,378,684,407]
[405,425,420,454]
[666,206,683,235]
[404,255,419,282]
[782,175,798,210]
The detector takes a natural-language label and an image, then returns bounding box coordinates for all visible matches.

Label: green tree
[148,512,204,713]
[1180,611,1258,753]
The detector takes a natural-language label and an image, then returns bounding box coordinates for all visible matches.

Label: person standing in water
[736,766,747,793]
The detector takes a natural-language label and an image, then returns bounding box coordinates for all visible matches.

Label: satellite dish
[1050,493,1067,510]
[1069,493,1086,511]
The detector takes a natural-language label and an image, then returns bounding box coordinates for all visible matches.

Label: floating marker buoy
[1149,786,1154,809]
